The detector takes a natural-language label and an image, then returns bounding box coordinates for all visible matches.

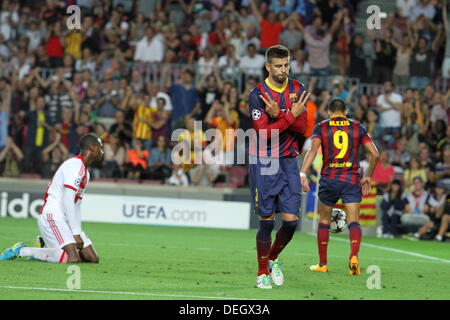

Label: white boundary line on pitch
[307,232,450,264]
[0,286,256,300]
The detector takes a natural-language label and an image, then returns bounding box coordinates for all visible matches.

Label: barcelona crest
[289,93,298,103]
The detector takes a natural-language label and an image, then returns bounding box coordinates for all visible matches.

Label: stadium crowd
[0,0,448,240]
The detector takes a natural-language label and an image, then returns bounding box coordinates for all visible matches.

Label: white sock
[413,233,419,238]
[19,247,67,263]
[436,235,443,241]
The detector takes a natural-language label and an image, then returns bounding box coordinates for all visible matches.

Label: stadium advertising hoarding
[0,191,251,230]
[83,194,251,230]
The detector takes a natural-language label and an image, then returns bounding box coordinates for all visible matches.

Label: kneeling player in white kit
[0,133,104,263]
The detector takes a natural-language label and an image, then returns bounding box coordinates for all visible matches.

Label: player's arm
[63,187,83,249]
[249,89,297,139]
[299,137,321,192]
[288,82,310,134]
[361,140,380,196]
[249,0,263,22]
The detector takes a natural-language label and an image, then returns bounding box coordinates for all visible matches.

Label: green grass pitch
[0,217,449,300]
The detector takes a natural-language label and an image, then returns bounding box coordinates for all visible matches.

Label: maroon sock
[318,223,330,266]
[348,222,362,258]
[268,220,297,261]
[256,220,274,276]
[257,240,271,276]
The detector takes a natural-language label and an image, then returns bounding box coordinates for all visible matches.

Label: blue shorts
[248,156,301,217]
[318,177,362,206]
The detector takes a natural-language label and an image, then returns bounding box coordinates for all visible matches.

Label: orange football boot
[309,264,329,272]
[348,256,360,275]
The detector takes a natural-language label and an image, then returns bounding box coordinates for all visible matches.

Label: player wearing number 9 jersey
[300,99,380,275]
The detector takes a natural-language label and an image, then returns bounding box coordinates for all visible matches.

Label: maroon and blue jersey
[248,78,307,158]
[312,116,373,185]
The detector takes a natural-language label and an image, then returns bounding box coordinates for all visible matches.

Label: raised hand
[260,92,280,118]
[291,91,310,117]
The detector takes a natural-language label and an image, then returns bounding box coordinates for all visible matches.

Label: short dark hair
[79,133,100,151]
[327,98,347,113]
[265,45,290,64]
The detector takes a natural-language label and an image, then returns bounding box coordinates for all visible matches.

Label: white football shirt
[39,155,90,217]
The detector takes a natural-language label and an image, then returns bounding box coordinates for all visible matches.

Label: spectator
[297,10,344,78]
[404,157,428,193]
[44,21,65,68]
[197,46,218,76]
[150,97,171,146]
[205,98,239,164]
[130,90,153,151]
[217,44,240,80]
[97,80,121,118]
[441,2,450,78]
[402,176,431,235]
[372,150,396,194]
[376,81,403,146]
[23,96,51,173]
[133,27,164,63]
[55,107,78,156]
[125,138,149,180]
[167,68,199,130]
[389,136,411,168]
[250,0,294,51]
[290,49,310,75]
[75,47,97,73]
[40,133,68,179]
[0,136,23,177]
[365,108,383,148]
[408,23,441,89]
[242,24,261,52]
[147,135,172,182]
[349,33,370,82]
[109,109,133,147]
[0,83,11,152]
[103,133,126,179]
[191,71,222,124]
[372,28,397,84]
[167,163,189,186]
[239,43,266,80]
[414,182,449,241]
[391,35,412,87]
[430,92,448,125]
[435,143,450,190]
[270,0,296,15]
[410,0,436,22]
[280,20,302,51]
[396,0,417,19]
[147,82,173,113]
[334,10,353,76]
[381,179,405,238]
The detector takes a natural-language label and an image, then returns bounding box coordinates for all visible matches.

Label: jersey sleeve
[248,87,296,139]
[311,123,322,141]
[64,188,82,235]
[359,123,373,145]
[62,159,84,192]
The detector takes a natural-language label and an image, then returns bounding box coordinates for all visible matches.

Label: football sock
[268,220,298,261]
[19,247,68,263]
[348,222,362,258]
[317,223,330,266]
[256,220,275,276]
